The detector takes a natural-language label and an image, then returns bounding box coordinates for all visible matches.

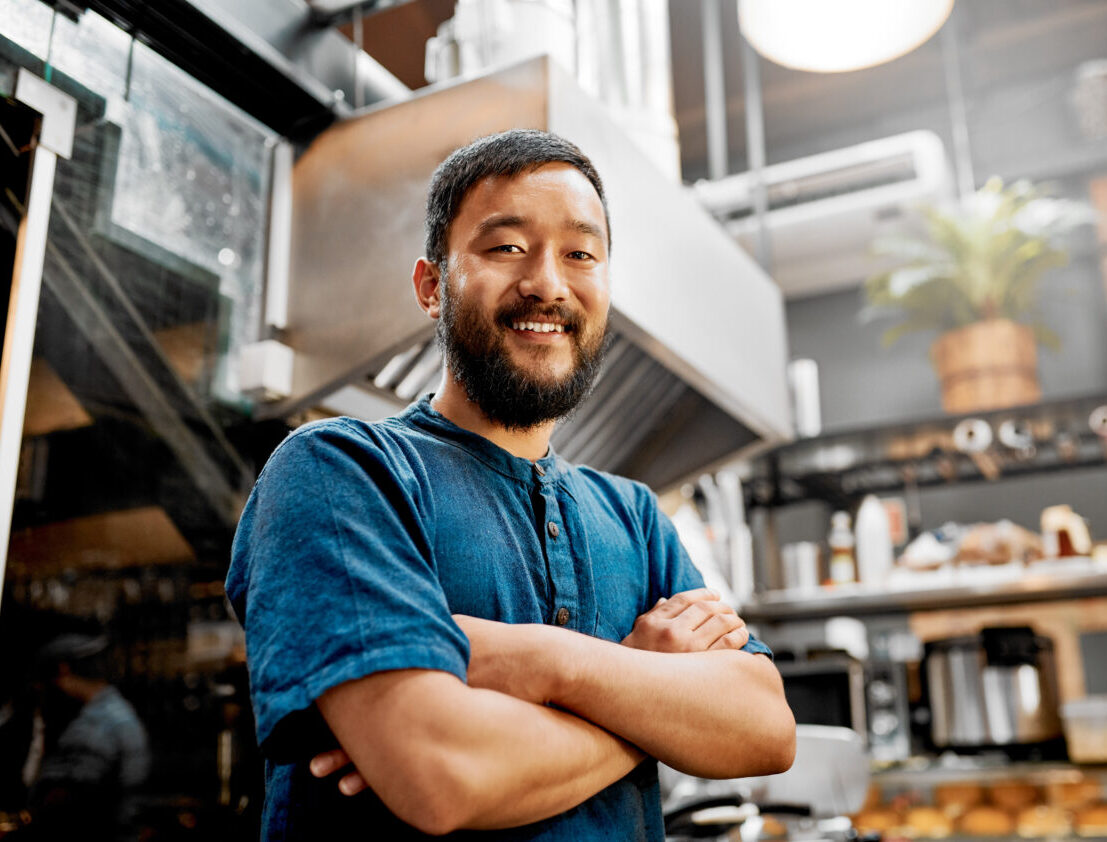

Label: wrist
[536,624,590,704]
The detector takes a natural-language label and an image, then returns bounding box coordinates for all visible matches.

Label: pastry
[1017,805,1072,838]
[935,782,985,814]
[958,806,1016,836]
[990,780,1041,811]
[903,806,953,838]
[854,808,901,834]
[1046,779,1102,809]
[1075,803,1107,837]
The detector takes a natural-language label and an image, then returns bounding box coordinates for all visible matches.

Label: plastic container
[1061,695,1107,763]
[855,495,894,586]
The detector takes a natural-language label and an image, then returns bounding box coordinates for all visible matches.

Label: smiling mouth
[510,320,567,334]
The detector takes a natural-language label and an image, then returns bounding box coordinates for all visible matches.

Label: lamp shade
[737,0,955,73]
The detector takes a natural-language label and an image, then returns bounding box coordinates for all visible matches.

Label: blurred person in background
[18,631,150,842]
[228,129,795,840]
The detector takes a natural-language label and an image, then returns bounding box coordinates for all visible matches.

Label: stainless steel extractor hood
[258,55,793,490]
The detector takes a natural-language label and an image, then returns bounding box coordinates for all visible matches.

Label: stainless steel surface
[741,565,1107,622]
[925,629,1063,748]
[265,139,294,331]
[701,0,728,182]
[940,5,976,199]
[738,21,771,273]
[268,56,792,489]
[189,0,409,114]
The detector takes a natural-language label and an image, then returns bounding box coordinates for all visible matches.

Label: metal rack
[741,562,1107,622]
[745,394,1107,511]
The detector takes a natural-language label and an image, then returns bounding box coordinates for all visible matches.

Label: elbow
[765,707,797,774]
[749,694,797,776]
[724,708,796,779]
[377,751,478,836]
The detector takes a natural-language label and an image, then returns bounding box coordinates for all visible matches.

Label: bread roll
[1046,779,1101,809]
[854,808,901,834]
[990,780,1040,811]
[1075,803,1107,837]
[903,806,953,838]
[959,806,1015,836]
[935,782,985,814]
[1017,805,1072,838]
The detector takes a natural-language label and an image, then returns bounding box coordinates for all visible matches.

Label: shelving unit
[745,393,1107,512]
[742,560,1107,622]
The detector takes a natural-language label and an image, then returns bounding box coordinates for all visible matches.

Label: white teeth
[512,321,565,333]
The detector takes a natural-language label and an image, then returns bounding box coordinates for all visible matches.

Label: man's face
[435,163,611,430]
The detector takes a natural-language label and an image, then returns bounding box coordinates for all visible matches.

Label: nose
[516,248,569,301]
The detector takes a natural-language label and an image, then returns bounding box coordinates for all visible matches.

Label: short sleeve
[639,485,773,660]
[225,421,470,756]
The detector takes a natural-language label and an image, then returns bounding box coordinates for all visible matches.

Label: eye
[568,250,595,261]
[490,244,523,254]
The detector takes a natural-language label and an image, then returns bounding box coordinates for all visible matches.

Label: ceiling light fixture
[737,0,955,74]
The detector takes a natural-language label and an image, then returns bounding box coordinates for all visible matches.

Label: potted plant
[864,177,1097,413]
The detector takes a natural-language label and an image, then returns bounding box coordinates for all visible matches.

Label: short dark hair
[424,129,610,268]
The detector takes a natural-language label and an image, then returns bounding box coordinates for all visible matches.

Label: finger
[651,588,723,619]
[310,749,351,778]
[694,612,743,646]
[709,626,751,650]
[338,771,369,796]
[673,599,738,633]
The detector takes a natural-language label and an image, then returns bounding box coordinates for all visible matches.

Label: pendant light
[737,0,955,73]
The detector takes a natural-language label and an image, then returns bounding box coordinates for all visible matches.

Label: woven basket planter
[930,319,1041,414]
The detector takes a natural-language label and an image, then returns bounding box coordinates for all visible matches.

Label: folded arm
[459,590,796,780]
[314,589,795,829]
[316,667,643,835]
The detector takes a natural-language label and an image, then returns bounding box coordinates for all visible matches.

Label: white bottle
[855,495,894,586]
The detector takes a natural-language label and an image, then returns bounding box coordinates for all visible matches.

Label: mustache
[495,301,581,332]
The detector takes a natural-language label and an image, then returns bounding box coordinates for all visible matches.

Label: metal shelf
[874,758,1107,788]
[741,563,1107,622]
[745,393,1107,510]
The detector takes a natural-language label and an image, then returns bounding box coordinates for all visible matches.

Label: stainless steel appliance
[777,655,911,763]
[924,626,1063,749]
[262,55,794,491]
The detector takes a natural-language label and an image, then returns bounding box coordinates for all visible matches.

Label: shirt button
[547,521,560,538]
[533,462,546,477]
[555,606,570,625]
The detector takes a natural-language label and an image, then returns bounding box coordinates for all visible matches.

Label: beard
[436,272,609,431]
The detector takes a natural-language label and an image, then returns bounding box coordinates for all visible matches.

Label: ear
[413,258,442,319]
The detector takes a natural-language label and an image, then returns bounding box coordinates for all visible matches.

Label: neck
[430,374,556,461]
[56,675,108,704]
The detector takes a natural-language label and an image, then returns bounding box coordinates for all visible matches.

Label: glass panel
[1,2,280,836]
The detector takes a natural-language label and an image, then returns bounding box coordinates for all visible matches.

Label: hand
[621,588,749,653]
[309,747,367,796]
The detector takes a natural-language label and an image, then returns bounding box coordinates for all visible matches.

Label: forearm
[550,633,795,779]
[318,670,643,834]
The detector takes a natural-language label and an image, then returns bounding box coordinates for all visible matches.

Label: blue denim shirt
[226,396,771,840]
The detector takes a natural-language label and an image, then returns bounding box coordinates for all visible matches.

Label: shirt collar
[400,395,565,484]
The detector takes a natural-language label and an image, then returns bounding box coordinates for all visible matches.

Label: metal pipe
[738,19,772,273]
[941,8,976,199]
[701,0,728,181]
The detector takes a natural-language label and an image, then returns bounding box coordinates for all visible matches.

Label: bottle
[855,495,894,586]
[828,510,857,584]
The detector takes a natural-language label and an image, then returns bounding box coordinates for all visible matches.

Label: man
[226,129,795,840]
[25,633,150,842]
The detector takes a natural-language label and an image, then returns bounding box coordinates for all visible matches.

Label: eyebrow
[475,214,606,241]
